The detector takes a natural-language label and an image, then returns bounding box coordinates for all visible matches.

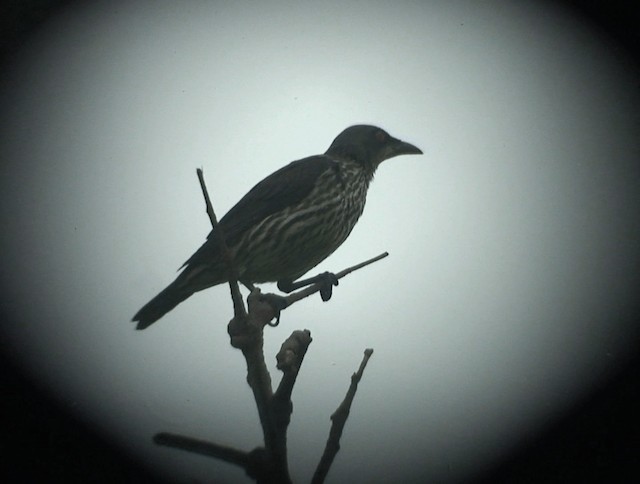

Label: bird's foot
[317,272,339,301]
[259,293,289,327]
[278,271,339,301]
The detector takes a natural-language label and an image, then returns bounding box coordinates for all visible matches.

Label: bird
[132,125,422,329]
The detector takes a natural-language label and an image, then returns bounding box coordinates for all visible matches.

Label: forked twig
[312,348,375,484]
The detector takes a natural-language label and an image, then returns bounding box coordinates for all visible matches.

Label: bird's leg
[278,272,339,302]
[258,294,288,327]
[241,280,257,292]
[240,279,287,326]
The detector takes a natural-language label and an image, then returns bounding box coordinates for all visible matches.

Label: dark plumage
[133,125,422,329]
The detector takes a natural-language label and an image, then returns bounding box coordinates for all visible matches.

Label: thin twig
[197,168,220,227]
[197,168,245,317]
[312,348,374,484]
[154,433,250,466]
[283,252,389,307]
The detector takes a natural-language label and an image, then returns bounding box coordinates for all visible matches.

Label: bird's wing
[181,155,335,269]
[218,155,335,242]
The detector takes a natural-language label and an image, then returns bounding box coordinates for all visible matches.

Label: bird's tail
[132,277,195,330]
[133,239,226,329]
[133,260,224,329]
[132,253,227,329]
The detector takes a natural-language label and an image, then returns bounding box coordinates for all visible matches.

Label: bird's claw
[259,293,289,327]
[318,272,339,301]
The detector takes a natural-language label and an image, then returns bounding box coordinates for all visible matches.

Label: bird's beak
[394,139,423,155]
[383,137,423,161]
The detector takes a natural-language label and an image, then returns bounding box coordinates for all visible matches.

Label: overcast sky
[1,1,639,483]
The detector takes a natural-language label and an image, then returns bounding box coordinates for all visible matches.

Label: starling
[133,125,422,329]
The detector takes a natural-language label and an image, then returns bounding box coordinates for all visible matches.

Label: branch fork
[154,169,378,483]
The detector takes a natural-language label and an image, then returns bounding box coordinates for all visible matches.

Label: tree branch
[154,433,270,481]
[197,168,245,318]
[152,170,377,484]
[312,348,374,484]
[154,433,250,466]
[274,329,313,419]
[281,252,388,308]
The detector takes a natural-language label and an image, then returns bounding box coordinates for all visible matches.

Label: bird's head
[325,125,422,172]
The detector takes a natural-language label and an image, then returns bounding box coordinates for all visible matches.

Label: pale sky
[1,1,639,483]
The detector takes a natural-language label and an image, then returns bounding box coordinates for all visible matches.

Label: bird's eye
[375,130,387,143]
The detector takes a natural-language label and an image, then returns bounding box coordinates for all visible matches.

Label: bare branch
[154,432,250,466]
[312,348,374,484]
[227,291,275,447]
[196,167,220,228]
[154,433,272,481]
[282,252,389,307]
[197,168,245,318]
[274,330,313,403]
[152,172,377,484]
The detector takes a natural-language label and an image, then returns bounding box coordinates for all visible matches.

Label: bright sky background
[1,1,639,483]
